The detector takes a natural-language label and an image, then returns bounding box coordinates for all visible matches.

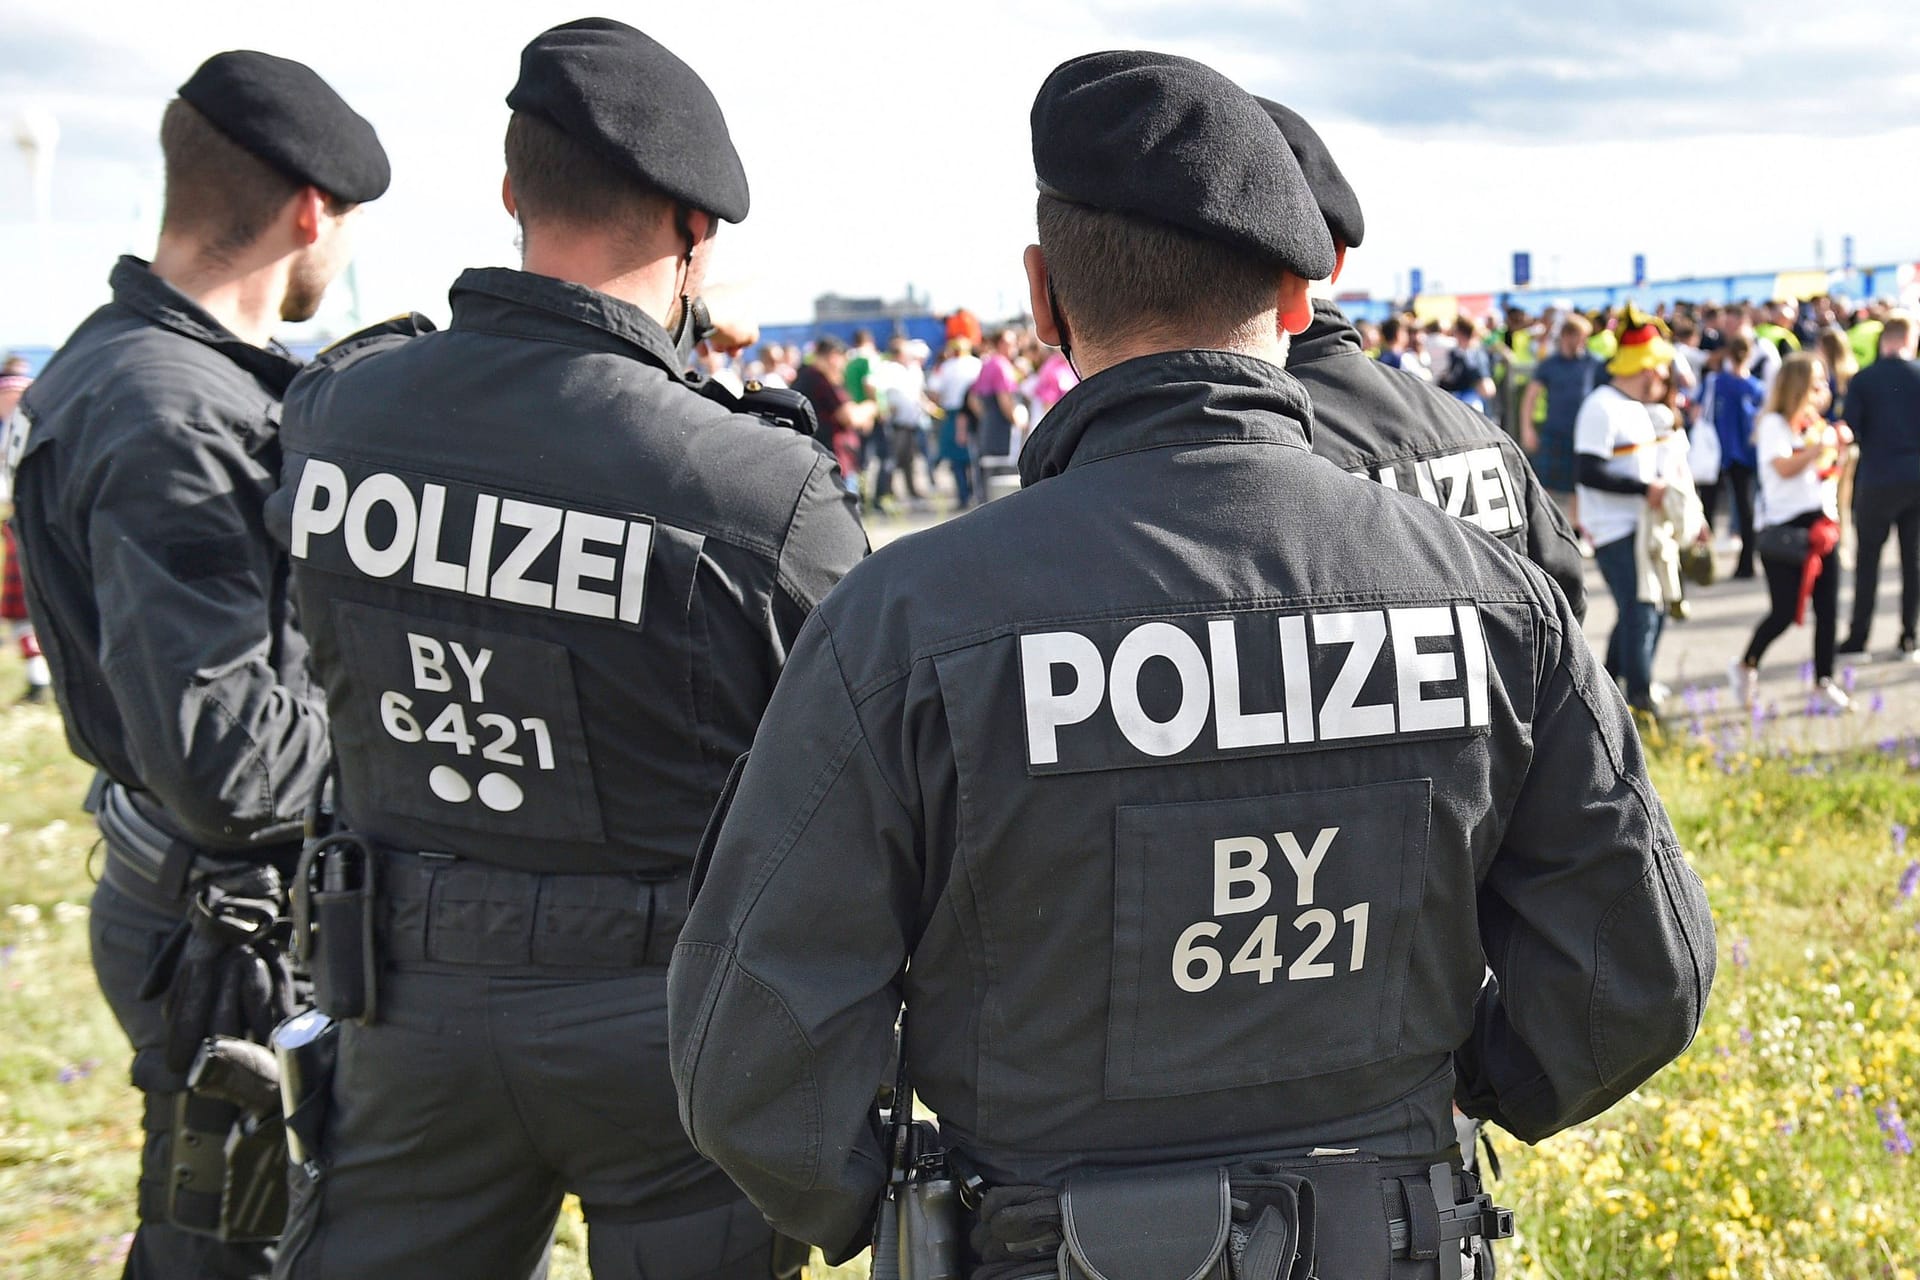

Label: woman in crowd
[1730,352,1853,711]
[1816,325,1860,544]
[1704,333,1766,577]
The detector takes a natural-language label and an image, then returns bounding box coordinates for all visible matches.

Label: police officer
[669,51,1713,1278]
[7,52,386,1280]
[265,19,866,1280]
[1261,98,1589,619]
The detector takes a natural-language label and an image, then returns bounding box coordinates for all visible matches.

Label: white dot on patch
[478,772,524,813]
[429,766,472,804]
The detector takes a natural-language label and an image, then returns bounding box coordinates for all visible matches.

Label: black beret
[178,51,389,204]
[1256,98,1364,251]
[1031,51,1333,280]
[507,18,749,224]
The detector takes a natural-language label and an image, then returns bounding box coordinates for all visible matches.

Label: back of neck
[150,236,287,348]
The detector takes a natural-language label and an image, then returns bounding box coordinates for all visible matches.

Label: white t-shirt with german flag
[1574,384,1684,547]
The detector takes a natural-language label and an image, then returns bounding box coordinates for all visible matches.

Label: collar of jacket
[108,256,302,396]
[1285,298,1366,368]
[1017,347,1315,487]
[449,267,689,377]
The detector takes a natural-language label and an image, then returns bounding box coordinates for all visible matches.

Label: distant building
[813,286,935,323]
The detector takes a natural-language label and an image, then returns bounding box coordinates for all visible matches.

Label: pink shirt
[972,353,1017,400]
[1027,353,1079,408]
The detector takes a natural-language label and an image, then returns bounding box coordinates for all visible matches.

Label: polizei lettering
[1020,606,1491,773]
[1362,446,1521,535]
[289,459,654,629]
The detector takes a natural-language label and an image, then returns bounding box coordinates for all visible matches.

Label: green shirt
[1850,321,1883,370]
[845,354,873,403]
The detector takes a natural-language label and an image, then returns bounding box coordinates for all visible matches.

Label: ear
[1023,244,1063,348]
[291,186,326,246]
[1276,272,1313,335]
[1329,243,1347,286]
[686,207,716,245]
[501,172,517,220]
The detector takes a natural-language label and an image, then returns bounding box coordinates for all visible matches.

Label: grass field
[2,665,1916,1278]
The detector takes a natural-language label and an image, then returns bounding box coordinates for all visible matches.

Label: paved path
[867,502,1920,747]
[1576,545,1920,748]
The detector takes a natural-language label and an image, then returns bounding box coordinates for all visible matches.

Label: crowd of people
[1467,294,1917,716]
[713,287,1919,723]
[703,314,1077,513]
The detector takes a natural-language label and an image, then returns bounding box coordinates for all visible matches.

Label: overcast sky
[4,0,1920,346]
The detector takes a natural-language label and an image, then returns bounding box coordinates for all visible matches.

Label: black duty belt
[93,779,299,913]
[972,1152,1511,1280]
[376,848,689,972]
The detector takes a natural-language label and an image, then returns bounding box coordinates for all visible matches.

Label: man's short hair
[1882,312,1915,348]
[1379,317,1401,343]
[1035,195,1283,350]
[813,334,847,358]
[1562,314,1594,340]
[504,110,675,233]
[160,98,342,260]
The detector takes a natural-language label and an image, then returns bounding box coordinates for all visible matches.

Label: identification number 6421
[378,691,555,770]
[1171,903,1371,993]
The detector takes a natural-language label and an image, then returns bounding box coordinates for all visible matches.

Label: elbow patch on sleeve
[671,940,821,1216]
[1590,844,1715,1089]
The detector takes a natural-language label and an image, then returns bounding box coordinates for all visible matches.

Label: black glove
[139,865,297,1074]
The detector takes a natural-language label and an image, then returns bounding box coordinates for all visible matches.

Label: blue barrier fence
[1340,263,1910,325]
[6,263,1908,376]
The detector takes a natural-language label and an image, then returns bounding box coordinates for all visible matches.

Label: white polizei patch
[1019,604,1493,770]
[1368,446,1521,534]
[289,460,653,627]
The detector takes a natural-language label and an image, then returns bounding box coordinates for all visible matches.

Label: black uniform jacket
[266,268,867,875]
[672,345,1712,1258]
[669,349,1712,1255]
[9,257,328,849]
[1289,300,1587,619]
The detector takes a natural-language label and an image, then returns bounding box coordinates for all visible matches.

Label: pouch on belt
[1057,1165,1314,1280]
[292,833,380,1022]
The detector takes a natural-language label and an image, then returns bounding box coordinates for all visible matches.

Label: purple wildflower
[57,1058,99,1085]
[1895,825,1910,854]
[1899,862,1919,903]
[1843,666,1858,693]
[1705,687,1721,714]
[1877,1107,1914,1156]
[1885,737,1904,755]
[0,944,13,968]
[1732,937,1751,968]
[1800,660,1815,688]
[1738,1027,1754,1045]
[1871,691,1887,715]
[1779,1123,1796,1135]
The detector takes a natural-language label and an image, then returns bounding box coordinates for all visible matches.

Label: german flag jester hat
[1607,305,1677,378]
